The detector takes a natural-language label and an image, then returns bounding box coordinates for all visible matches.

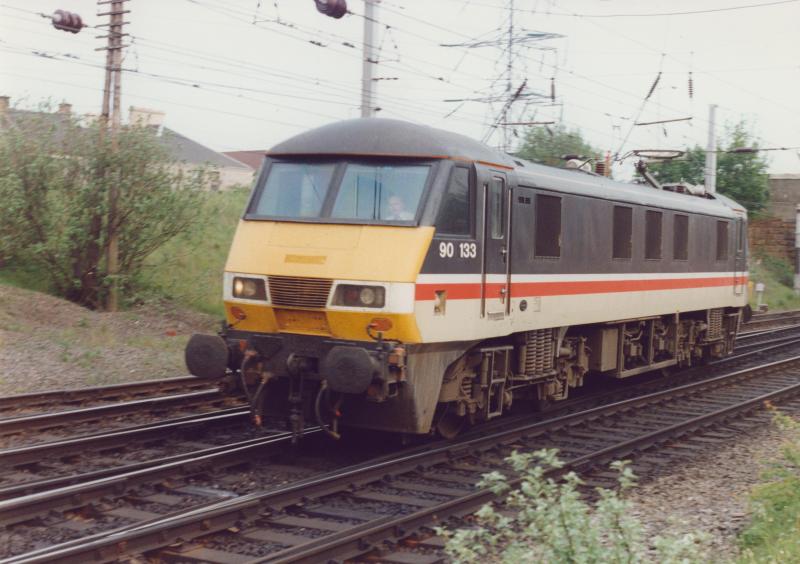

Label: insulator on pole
[646,71,661,100]
[314,0,347,18]
[688,71,694,99]
[550,77,555,102]
[51,9,84,33]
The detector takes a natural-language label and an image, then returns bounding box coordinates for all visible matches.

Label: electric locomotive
[186,118,748,439]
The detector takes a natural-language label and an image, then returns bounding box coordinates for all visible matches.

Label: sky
[1,0,799,177]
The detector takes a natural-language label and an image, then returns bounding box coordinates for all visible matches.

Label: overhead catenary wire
[0,7,501,126]
[547,0,800,145]
[432,0,800,18]
[0,44,502,129]
[0,2,699,139]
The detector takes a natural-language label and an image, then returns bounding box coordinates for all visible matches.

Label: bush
[439,449,708,563]
[0,104,207,309]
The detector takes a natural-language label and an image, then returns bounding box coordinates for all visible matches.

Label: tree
[0,105,207,309]
[643,146,706,186]
[715,122,770,213]
[516,125,603,168]
[648,120,770,214]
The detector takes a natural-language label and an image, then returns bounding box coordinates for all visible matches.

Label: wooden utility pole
[97,0,129,311]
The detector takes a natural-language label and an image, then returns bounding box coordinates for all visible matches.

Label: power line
[548,0,800,142]
[0,69,309,131]
[433,0,800,18]
[0,43,499,129]
[0,7,499,125]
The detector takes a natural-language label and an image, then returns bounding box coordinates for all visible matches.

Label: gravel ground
[626,413,790,562]
[0,285,218,395]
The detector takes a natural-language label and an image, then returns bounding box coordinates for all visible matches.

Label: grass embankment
[738,411,800,563]
[0,263,52,294]
[136,188,248,316]
[748,255,800,312]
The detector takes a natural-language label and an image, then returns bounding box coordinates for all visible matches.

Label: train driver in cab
[385,194,414,220]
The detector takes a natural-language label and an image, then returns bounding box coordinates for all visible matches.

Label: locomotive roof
[268,118,517,166]
[516,160,743,219]
[268,118,743,219]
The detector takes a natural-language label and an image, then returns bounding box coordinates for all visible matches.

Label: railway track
[742,308,800,333]
[4,345,800,563]
[0,408,252,496]
[0,389,246,448]
[733,325,800,355]
[0,376,213,416]
[1,334,797,506]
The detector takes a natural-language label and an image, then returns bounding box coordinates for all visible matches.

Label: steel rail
[743,312,800,332]
[0,429,314,527]
[0,376,210,412]
[10,354,800,564]
[730,334,800,355]
[0,389,234,436]
[0,408,249,483]
[748,308,800,322]
[738,322,800,339]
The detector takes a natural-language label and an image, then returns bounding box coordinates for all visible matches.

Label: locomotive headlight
[232,276,267,300]
[333,284,385,308]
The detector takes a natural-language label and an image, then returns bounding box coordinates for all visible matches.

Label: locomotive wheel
[435,406,467,439]
[533,397,552,412]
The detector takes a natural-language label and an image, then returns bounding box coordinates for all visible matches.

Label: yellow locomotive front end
[222,220,431,345]
[185,126,459,438]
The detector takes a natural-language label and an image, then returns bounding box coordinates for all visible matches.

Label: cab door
[481,172,511,318]
[734,217,746,296]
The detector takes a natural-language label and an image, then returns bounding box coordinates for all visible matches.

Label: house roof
[222,150,266,170]
[161,128,251,169]
[1,107,249,170]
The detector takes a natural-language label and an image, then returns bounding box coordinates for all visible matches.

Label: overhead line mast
[97,0,130,312]
[442,2,561,152]
[361,0,378,117]
[503,0,514,152]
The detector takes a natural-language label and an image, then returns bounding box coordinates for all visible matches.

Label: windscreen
[253,162,335,218]
[331,164,429,221]
[251,161,431,222]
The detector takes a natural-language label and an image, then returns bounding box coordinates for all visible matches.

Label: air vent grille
[268,276,333,309]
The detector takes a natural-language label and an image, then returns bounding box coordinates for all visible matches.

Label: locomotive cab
[185,122,487,438]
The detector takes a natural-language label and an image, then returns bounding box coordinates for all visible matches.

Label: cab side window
[435,166,472,236]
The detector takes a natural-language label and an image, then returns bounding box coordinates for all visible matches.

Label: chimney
[58,102,72,115]
[128,106,165,134]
